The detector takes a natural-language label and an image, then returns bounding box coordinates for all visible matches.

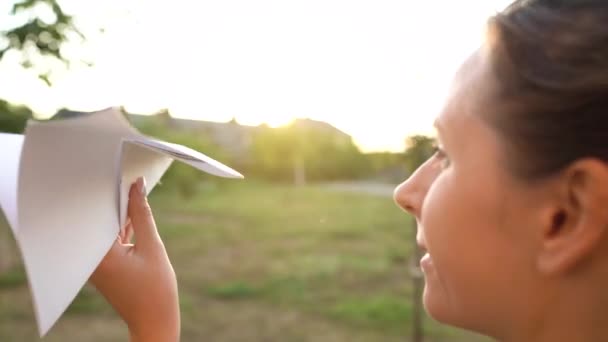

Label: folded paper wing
[119,137,242,227]
[0,107,242,337]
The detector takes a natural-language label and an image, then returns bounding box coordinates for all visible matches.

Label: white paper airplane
[0,107,243,336]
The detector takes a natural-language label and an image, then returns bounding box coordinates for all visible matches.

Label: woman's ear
[537,159,608,275]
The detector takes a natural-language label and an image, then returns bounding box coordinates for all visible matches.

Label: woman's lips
[420,253,433,272]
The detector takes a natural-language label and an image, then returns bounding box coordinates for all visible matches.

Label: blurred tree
[1,0,84,85]
[0,0,79,131]
[250,126,295,181]
[250,121,370,183]
[0,99,33,133]
[0,0,85,132]
[403,135,436,174]
[364,152,407,183]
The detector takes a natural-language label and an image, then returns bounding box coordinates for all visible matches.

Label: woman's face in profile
[394,50,552,336]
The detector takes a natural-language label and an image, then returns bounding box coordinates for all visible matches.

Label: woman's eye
[434,146,451,169]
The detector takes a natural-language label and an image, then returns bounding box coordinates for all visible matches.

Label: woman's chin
[422,283,481,335]
[422,279,454,325]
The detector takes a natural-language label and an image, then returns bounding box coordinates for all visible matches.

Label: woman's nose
[393,178,423,218]
[393,159,435,218]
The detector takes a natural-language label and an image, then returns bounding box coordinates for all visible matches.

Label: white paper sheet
[118,140,174,228]
[0,107,243,336]
[0,133,23,232]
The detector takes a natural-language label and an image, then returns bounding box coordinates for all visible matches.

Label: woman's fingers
[125,220,134,244]
[127,177,163,255]
[119,218,129,244]
[90,176,180,340]
[120,218,133,244]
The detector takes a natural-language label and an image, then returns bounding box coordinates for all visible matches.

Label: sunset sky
[0,0,512,152]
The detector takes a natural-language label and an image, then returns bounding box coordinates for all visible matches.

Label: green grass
[0,266,26,289]
[207,281,261,300]
[0,180,491,341]
[329,295,412,328]
[66,286,111,315]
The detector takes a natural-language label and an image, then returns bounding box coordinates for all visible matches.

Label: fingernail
[137,176,147,196]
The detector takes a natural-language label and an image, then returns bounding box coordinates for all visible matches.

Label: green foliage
[250,120,371,182]
[367,152,404,172]
[403,135,436,173]
[0,100,33,133]
[1,0,85,85]
[365,151,408,183]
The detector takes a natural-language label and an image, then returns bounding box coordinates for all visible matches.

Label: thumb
[128,176,162,253]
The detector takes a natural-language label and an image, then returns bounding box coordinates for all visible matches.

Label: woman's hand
[90,177,180,342]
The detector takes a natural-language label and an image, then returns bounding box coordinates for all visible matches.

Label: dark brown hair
[483,0,608,180]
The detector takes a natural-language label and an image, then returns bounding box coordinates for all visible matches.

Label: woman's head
[394,0,608,339]
[485,0,608,179]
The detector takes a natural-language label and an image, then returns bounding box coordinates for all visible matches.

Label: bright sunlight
[0,0,512,152]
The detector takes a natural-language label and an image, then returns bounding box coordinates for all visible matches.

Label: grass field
[0,180,491,341]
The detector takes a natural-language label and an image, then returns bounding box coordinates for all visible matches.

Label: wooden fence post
[410,216,424,342]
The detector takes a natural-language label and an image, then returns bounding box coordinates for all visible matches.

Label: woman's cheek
[419,175,461,319]
[424,174,491,326]
[421,170,457,253]
[422,172,472,274]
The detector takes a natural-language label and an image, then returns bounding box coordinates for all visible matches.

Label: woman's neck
[504,278,608,342]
